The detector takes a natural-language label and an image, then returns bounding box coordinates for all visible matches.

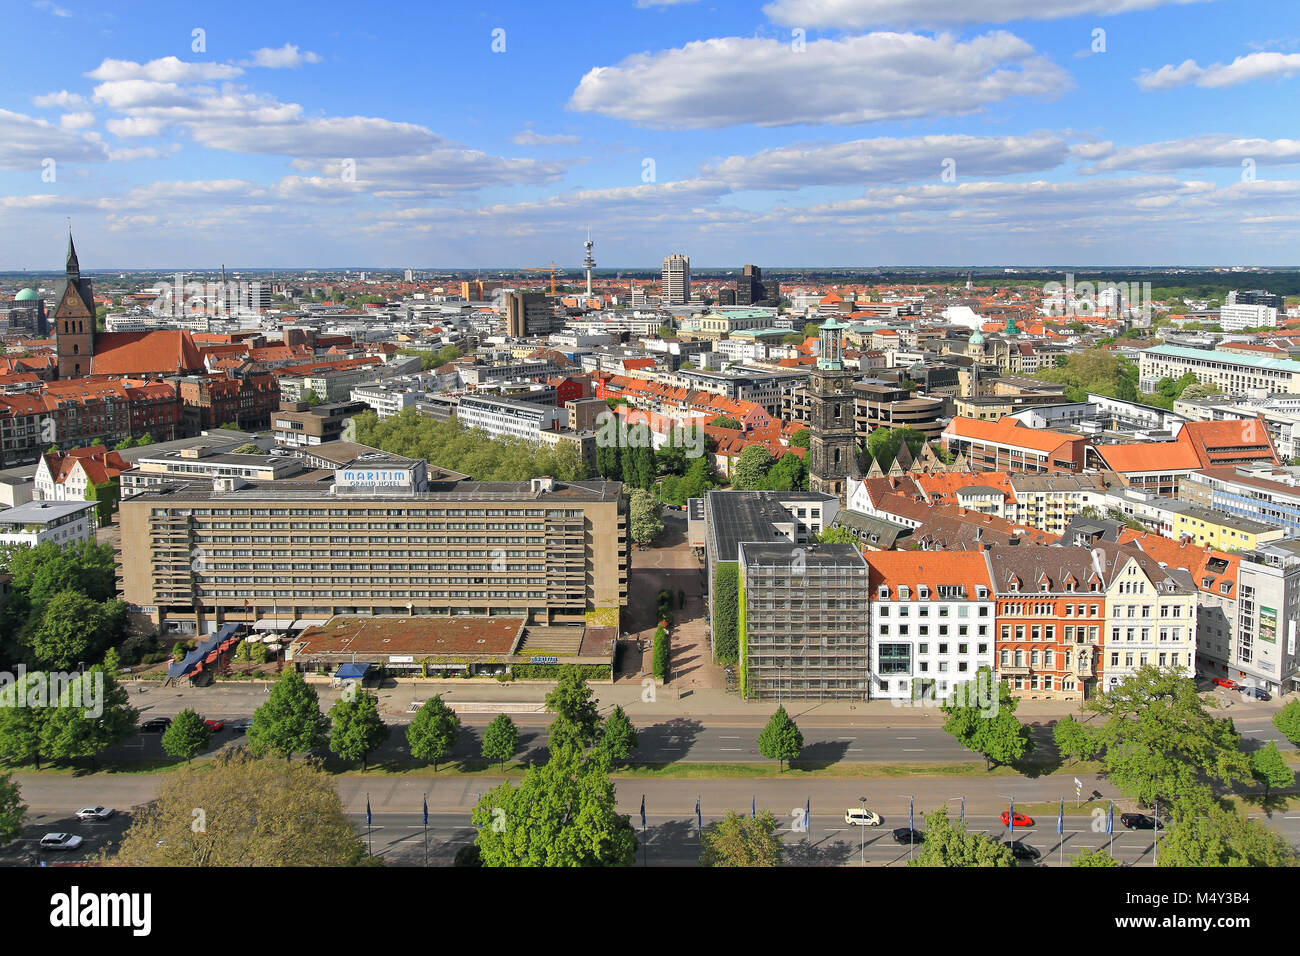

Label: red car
[1001,811,1034,828]
[204,719,225,732]
[1213,678,1239,690]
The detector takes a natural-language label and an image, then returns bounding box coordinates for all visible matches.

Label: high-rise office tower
[662,253,690,305]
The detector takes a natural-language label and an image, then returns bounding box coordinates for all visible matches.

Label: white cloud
[33,90,86,108]
[763,0,1215,29]
[702,133,1069,189]
[1082,135,1300,172]
[1137,52,1300,90]
[105,116,167,138]
[513,129,582,146]
[0,108,109,168]
[243,44,323,69]
[569,32,1070,128]
[59,111,95,129]
[32,1,71,17]
[86,56,243,83]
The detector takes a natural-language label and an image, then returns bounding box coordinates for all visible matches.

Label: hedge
[713,562,739,664]
[510,663,612,681]
[653,624,670,682]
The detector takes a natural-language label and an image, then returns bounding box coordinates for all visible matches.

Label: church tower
[54,232,95,380]
[807,315,860,502]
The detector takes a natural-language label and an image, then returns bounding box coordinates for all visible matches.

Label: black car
[1241,687,1271,701]
[892,827,925,845]
[1120,813,1162,831]
[140,717,171,732]
[1004,841,1040,861]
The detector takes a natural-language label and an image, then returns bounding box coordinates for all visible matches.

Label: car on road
[1004,841,1040,862]
[1240,686,1271,701]
[891,827,924,844]
[75,806,115,821]
[140,717,171,732]
[1000,811,1034,828]
[844,808,882,827]
[231,719,253,733]
[1120,813,1163,831]
[204,718,225,732]
[1212,677,1239,690]
[39,833,83,851]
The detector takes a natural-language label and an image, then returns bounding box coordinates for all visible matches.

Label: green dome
[14,288,39,301]
[969,329,985,346]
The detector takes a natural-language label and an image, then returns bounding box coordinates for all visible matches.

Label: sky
[3,0,1300,270]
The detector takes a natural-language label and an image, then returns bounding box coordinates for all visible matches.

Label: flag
[1106,800,1113,836]
[695,796,702,836]
[365,796,372,828]
[1008,799,1015,835]
[908,796,914,831]
[1056,799,1064,835]
[422,794,428,828]
[751,794,756,819]
[805,798,811,832]
[640,795,646,830]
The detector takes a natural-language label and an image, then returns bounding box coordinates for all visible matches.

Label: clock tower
[54,232,95,380]
[807,316,860,502]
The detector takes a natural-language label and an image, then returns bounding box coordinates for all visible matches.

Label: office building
[662,254,690,305]
[505,291,555,338]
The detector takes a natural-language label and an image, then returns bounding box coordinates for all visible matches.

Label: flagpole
[423,792,428,868]
[366,792,372,856]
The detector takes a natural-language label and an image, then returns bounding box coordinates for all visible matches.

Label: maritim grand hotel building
[118,454,629,634]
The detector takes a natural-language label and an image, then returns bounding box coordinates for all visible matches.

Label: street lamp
[903,794,916,862]
[859,795,868,867]
[946,796,965,824]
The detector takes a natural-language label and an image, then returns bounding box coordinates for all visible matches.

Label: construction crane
[520,262,560,295]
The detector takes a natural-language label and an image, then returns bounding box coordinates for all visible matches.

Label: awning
[253,618,295,631]
[291,619,328,630]
[334,663,372,681]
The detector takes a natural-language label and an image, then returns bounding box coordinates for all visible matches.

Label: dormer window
[918,586,930,599]
[878,585,889,600]
[977,587,988,600]
[899,585,910,599]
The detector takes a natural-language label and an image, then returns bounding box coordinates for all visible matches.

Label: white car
[844,808,883,827]
[75,806,115,821]
[40,833,83,850]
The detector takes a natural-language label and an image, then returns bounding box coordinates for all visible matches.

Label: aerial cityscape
[2,0,1299,923]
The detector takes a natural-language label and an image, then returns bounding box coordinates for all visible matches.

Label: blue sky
[3,0,1300,269]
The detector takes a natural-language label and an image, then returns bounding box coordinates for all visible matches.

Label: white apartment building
[1139,344,1300,394]
[866,551,997,702]
[1098,543,1198,689]
[1220,303,1279,331]
[662,254,690,305]
[351,381,423,419]
[0,499,97,548]
[456,394,561,441]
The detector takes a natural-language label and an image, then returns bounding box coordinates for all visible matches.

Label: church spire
[66,230,80,279]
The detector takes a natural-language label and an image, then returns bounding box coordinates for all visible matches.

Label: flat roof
[294,616,525,658]
[1144,344,1300,374]
[0,499,96,523]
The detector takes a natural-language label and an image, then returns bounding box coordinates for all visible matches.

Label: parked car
[40,833,83,851]
[75,806,115,821]
[844,808,882,827]
[140,717,171,732]
[1000,811,1034,828]
[203,719,225,732]
[1213,677,1239,690]
[1120,813,1163,831]
[892,827,925,844]
[231,719,253,733]
[1004,841,1040,862]
[1240,686,1271,701]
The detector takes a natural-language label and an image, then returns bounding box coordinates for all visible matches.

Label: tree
[732,444,774,490]
[0,774,25,848]
[812,526,856,545]
[1179,381,1222,401]
[941,669,1032,770]
[406,695,460,770]
[757,705,803,771]
[544,669,601,753]
[760,451,807,492]
[629,488,663,544]
[301,389,323,406]
[1272,698,1300,747]
[598,705,637,766]
[866,426,925,469]
[1159,789,1299,867]
[112,750,368,866]
[0,672,50,767]
[1071,846,1120,867]
[329,690,391,772]
[700,809,781,866]
[789,428,810,449]
[40,668,138,770]
[481,714,519,768]
[161,708,211,763]
[908,808,1015,867]
[471,747,637,866]
[1052,714,1095,763]
[1250,740,1293,800]
[709,416,741,430]
[248,670,328,762]
[28,591,124,670]
[1084,667,1251,807]
[453,844,482,866]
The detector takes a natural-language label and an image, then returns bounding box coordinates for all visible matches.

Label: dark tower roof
[66,231,80,279]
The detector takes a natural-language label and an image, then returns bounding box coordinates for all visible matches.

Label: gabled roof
[1094,441,1202,473]
[92,331,204,375]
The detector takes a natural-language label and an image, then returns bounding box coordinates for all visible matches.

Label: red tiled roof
[92,331,204,375]
[1094,442,1202,473]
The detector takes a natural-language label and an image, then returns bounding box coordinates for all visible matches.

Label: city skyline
[1,0,1299,268]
